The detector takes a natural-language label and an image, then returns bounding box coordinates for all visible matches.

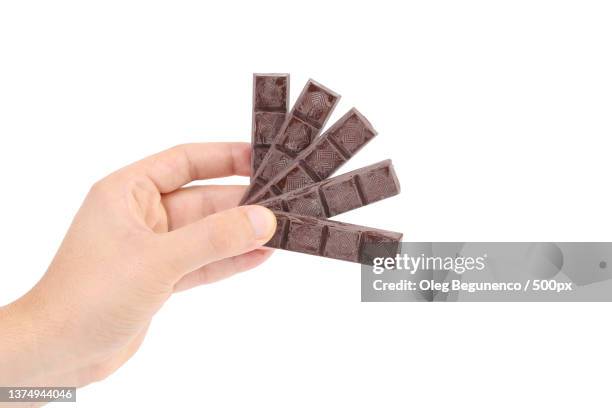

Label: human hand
[0,143,276,387]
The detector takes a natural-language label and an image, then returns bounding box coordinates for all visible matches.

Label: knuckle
[88,179,109,196]
[89,174,123,198]
[87,179,117,203]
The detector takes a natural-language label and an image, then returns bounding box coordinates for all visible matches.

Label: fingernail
[246,206,277,241]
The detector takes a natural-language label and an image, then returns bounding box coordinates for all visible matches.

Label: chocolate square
[321,177,362,216]
[294,82,338,127]
[254,75,288,111]
[259,148,292,182]
[286,218,323,254]
[359,166,400,204]
[323,226,361,262]
[279,116,315,155]
[275,165,315,194]
[303,139,346,180]
[328,113,376,155]
[254,111,286,144]
[285,189,326,217]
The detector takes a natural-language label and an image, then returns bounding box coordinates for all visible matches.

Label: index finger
[127,143,251,193]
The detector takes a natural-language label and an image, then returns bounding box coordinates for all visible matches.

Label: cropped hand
[0,143,276,387]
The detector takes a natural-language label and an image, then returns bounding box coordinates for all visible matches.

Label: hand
[0,143,277,387]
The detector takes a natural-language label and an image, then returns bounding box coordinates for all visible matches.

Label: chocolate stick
[251,74,289,178]
[266,212,403,264]
[258,160,400,218]
[243,108,377,204]
[241,79,340,203]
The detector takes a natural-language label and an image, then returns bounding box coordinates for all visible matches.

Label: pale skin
[0,142,277,390]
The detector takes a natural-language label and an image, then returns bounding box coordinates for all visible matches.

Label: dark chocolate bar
[266,211,403,264]
[243,108,377,204]
[241,79,340,203]
[251,74,289,178]
[258,160,400,218]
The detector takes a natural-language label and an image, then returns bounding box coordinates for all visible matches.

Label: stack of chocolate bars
[244,74,402,264]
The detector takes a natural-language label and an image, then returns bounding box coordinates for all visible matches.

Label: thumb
[154,205,277,281]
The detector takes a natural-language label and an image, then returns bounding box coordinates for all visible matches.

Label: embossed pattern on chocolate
[251,74,289,178]
[258,160,400,218]
[241,79,340,204]
[244,108,377,204]
[266,212,403,264]
[294,82,337,127]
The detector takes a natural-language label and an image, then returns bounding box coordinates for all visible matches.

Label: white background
[1,1,611,406]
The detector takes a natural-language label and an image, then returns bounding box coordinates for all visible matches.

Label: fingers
[126,143,251,193]
[173,248,274,292]
[153,205,277,282]
[161,185,247,230]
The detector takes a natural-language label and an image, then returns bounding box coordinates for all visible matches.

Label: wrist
[0,292,66,386]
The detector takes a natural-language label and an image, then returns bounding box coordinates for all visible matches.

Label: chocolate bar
[259,160,400,218]
[242,79,340,203]
[251,74,289,178]
[266,212,403,264]
[243,108,377,204]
